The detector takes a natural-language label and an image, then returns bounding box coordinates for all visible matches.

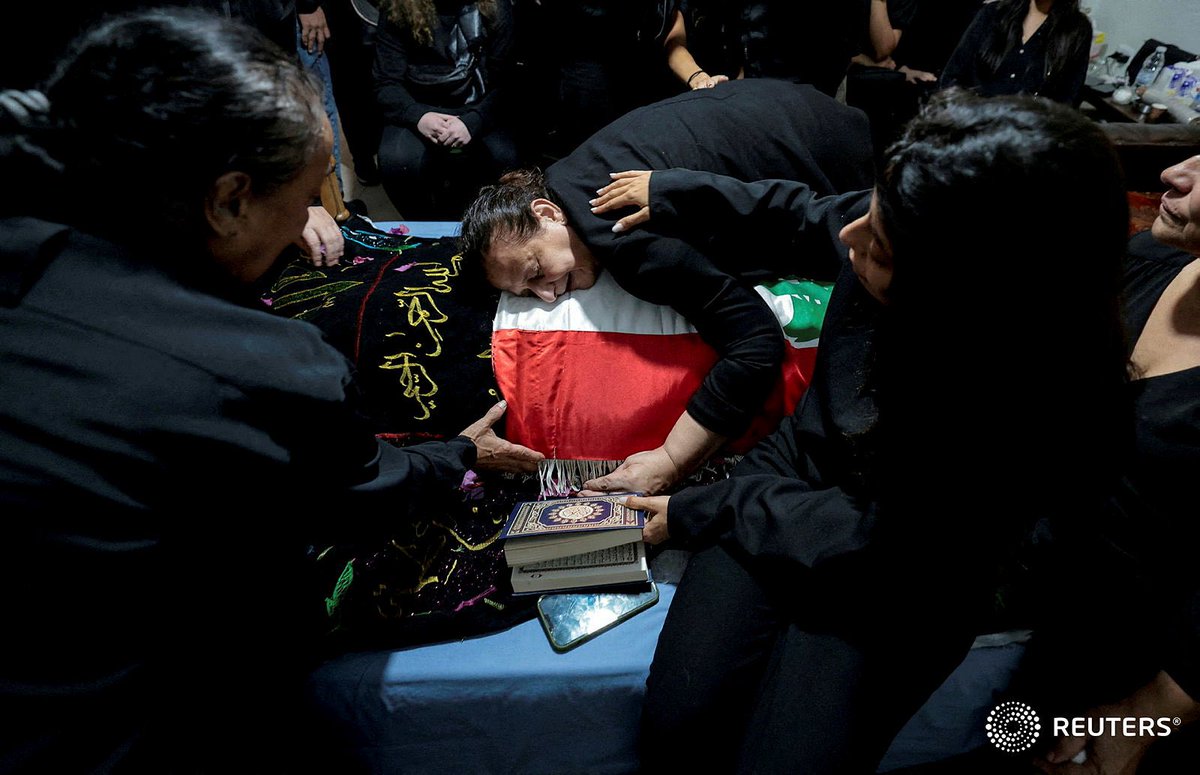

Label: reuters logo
[986,701,1042,753]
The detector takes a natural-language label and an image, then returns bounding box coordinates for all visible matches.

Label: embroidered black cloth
[265,217,537,646]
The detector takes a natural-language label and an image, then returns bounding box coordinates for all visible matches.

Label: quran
[500,495,646,567]
[510,542,650,595]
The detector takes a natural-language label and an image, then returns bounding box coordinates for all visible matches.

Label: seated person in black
[845,0,922,164]
[1032,156,1200,775]
[663,0,871,96]
[941,0,1092,105]
[0,12,540,772]
[531,0,678,156]
[459,79,875,496]
[374,0,518,218]
[592,91,1130,772]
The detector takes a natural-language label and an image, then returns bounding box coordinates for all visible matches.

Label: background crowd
[4,0,1104,220]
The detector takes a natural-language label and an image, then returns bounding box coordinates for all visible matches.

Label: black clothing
[534,0,677,155]
[638,169,1121,771]
[0,218,476,772]
[374,0,514,137]
[1120,232,1200,700]
[322,0,385,178]
[545,79,873,438]
[5,0,302,89]
[374,0,518,217]
[677,0,870,96]
[892,0,984,75]
[635,168,983,773]
[1004,234,1200,757]
[642,542,975,773]
[941,2,1091,105]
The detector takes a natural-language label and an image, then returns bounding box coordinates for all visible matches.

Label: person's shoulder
[1123,230,1196,294]
[21,228,352,398]
[1060,7,1093,38]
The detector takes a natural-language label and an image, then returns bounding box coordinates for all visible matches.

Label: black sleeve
[1040,17,1091,106]
[1164,591,1200,703]
[460,0,514,136]
[649,168,868,275]
[604,232,786,439]
[940,5,988,90]
[374,19,434,128]
[667,379,877,569]
[602,173,866,438]
[889,0,918,31]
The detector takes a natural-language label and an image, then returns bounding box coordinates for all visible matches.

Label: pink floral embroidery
[388,224,411,236]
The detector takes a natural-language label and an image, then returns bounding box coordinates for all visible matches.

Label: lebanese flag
[492,271,828,462]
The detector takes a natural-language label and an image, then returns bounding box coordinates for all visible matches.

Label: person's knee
[377,126,428,178]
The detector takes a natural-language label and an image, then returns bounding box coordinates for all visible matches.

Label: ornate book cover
[500,496,646,540]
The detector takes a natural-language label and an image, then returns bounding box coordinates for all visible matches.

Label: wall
[1087,0,1200,59]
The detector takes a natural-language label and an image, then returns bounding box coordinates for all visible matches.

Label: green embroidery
[325,560,355,619]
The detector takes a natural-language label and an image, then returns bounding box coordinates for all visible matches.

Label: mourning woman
[374,0,518,218]
[0,12,539,772]
[941,0,1092,105]
[595,92,1130,771]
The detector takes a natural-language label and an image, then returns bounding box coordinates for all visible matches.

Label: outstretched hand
[297,206,345,266]
[460,400,545,473]
[626,495,671,545]
[590,170,653,233]
[580,446,682,497]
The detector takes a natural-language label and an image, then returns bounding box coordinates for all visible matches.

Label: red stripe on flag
[492,329,816,460]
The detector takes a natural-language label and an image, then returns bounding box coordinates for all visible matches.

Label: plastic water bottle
[1167,66,1186,92]
[1179,70,1198,99]
[1134,45,1167,94]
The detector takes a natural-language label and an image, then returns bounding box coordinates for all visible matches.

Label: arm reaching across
[459,400,544,473]
[582,411,726,496]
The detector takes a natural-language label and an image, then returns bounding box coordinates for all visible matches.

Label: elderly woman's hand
[579,446,682,497]
[460,400,545,473]
[590,170,653,233]
[298,206,345,266]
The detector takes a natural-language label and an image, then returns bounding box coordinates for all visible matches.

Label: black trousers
[322,0,383,176]
[377,124,520,220]
[641,544,976,774]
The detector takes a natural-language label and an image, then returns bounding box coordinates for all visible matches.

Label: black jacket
[0,219,475,771]
[545,79,873,438]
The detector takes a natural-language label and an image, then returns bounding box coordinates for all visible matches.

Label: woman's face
[484,199,599,302]
[839,193,894,304]
[1153,156,1200,255]
[209,117,334,284]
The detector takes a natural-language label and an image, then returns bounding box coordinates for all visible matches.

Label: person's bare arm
[868,0,903,61]
[664,10,728,90]
[1037,671,1200,775]
[582,411,726,495]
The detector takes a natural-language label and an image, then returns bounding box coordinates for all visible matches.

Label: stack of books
[500,495,650,594]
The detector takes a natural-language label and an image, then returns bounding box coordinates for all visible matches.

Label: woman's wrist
[686,69,706,86]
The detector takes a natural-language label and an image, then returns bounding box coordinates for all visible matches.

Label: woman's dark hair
[871,89,1130,557]
[459,168,558,267]
[0,10,324,238]
[381,0,497,46]
[981,0,1089,90]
